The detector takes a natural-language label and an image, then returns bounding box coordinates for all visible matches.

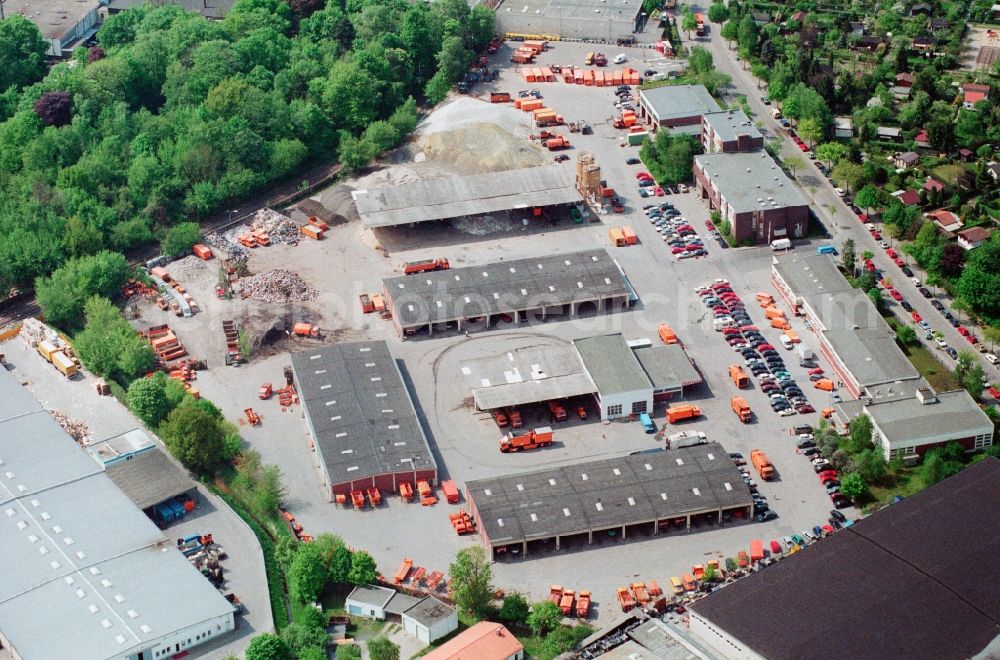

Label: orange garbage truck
[560,590,575,615]
[576,591,591,618]
[751,449,775,480]
[666,404,701,424]
[500,427,553,452]
[729,364,749,388]
[658,323,679,344]
[731,396,752,423]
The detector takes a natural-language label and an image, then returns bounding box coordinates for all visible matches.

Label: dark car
[901,266,913,277]
[949,316,961,328]
[828,517,843,530]
[626,157,641,165]
[946,347,958,358]
[796,404,815,414]
[830,509,847,523]
[918,287,932,298]
[756,511,778,522]
[931,300,945,311]
[900,301,913,312]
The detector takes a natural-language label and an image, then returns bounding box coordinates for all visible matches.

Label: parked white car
[613,53,627,64]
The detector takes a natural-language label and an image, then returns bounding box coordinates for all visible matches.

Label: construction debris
[19,318,59,349]
[250,209,300,246]
[231,269,317,304]
[49,410,90,445]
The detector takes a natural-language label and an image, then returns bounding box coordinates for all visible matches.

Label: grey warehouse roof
[383,249,629,327]
[290,341,437,487]
[703,109,762,144]
[772,253,853,300]
[691,458,1000,660]
[803,289,893,333]
[499,0,640,23]
[464,344,597,411]
[865,389,993,443]
[633,344,703,390]
[109,0,234,17]
[105,448,196,511]
[575,334,652,395]
[639,85,720,123]
[695,151,808,213]
[0,371,233,660]
[823,327,919,387]
[468,443,752,546]
[4,0,96,40]
[404,596,455,625]
[353,165,582,228]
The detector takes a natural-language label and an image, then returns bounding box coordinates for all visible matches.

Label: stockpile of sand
[408,97,546,174]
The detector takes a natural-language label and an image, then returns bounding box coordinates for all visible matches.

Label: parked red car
[911,312,922,323]
[893,257,905,267]
[889,289,903,301]
[705,220,716,231]
[958,326,970,337]
[770,540,782,554]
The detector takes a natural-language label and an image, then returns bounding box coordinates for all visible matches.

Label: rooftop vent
[915,387,938,404]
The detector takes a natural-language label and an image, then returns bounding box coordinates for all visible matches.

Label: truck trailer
[667,430,707,449]
[403,258,450,275]
[500,427,553,452]
[666,404,701,424]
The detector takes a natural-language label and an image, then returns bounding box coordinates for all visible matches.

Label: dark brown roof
[105,449,196,510]
[691,458,1000,660]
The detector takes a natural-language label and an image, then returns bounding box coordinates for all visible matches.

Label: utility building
[291,341,438,500]
[382,249,630,338]
[467,443,753,559]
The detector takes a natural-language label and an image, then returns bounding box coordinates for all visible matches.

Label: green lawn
[900,342,961,391]
[930,163,968,186]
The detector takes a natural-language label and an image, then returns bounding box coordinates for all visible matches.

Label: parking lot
[122,38,860,629]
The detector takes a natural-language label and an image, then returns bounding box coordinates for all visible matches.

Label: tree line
[0,0,494,295]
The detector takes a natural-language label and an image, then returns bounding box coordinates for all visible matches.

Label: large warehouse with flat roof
[466,443,753,559]
[382,249,631,337]
[353,165,581,229]
[637,85,720,129]
[291,341,438,500]
[491,0,642,42]
[689,458,1000,660]
[0,370,235,660]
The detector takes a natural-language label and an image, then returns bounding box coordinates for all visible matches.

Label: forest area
[0,0,494,299]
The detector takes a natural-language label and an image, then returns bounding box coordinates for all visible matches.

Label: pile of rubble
[20,318,58,348]
[232,269,318,304]
[203,226,250,261]
[49,410,90,444]
[250,209,300,246]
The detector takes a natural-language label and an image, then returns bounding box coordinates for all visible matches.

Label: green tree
[720,18,740,47]
[348,550,378,586]
[368,638,400,660]
[0,16,49,91]
[35,251,130,331]
[74,296,156,380]
[160,401,228,475]
[796,117,823,147]
[688,46,714,75]
[161,222,202,258]
[783,153,806,178]
[815,142,849,169]
[275,535,299,572]
[839,472,868,500]
[527,600,562,635]
[842,238,856,271]
[280,619,329,657]
[703,562,718,581]
[737,14,759,53]
[126,373,171,427]
[254,464,285,515]
[708,3,729,23]
[832,159,864,193]
[288,541,331,602]
[245,633,293,660]
[895,324,917,347]
[331,544,353,583]
[682,9,698,38]
[499,592,530,626]
[848,413,874,453]
[854,184,881,215]
[449,546,494,619]
[854,448,888,482]
[954,350,985,400]
[298,649,327,660]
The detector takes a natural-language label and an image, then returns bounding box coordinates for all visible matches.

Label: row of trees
[0,0,493,294]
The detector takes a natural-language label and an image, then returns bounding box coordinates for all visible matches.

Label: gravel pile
[232,269,318,304]
[49,410,90,445]
[250,209,300,245]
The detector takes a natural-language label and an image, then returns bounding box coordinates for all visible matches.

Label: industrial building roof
[865,389,993,443]
[383,249,629,327]
[353,165,581,228]
[3,0,96,40]
[803,289,893,333]
[772,253,853,300]
[109,0,234,18]
[468,444,752,546]
[0,371,234,660]
[290,341,437,488]
[497,0,640,23]
[823,327,919,387]
[702,109,762,144]
[85,428,155,465]
[695,151,809,213]
[690,458,1000,660]
[463,344,597,411]
[404,596,455,626]
[424,622,524,660]
[574,334,652,395]
[105,449,196,511]
[625,618,709,659]
[633,344,703,391]
[639,85,720,123]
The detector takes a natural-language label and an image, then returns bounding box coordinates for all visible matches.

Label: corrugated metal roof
[574,334,652,395]
[633,344,703,390]
[464,344,597,410]
[105,449,196,511]
[353,165,581,228]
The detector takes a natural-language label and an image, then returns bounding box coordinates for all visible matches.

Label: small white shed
[403,597,458,644]
[345,585,396,620]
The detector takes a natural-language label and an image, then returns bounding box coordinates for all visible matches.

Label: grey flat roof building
[803,289,893,333]
[383,249,629,334]
[467,443,753,556]
[291,342,437,497]
[494,0,640,41]
[690,458,1000,660]
[463,344,597,411]
[574,334,652,395]
[865,389,993,445]
[694,151,809,214]
[703,109,762,144]
[353,165,581,228]
[0,371,234,660]
[346,585,397,609]
[633,344,703,391]
[639,85,720,124]
[771,253,853,301]
[823,328,919,387]
[404,596,455,626]
[105,448,196,511]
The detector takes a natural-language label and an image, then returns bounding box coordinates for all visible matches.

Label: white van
[770,238,792,251]
[613,53,627,64]
[986,353,999,366]
[779,334,794,350]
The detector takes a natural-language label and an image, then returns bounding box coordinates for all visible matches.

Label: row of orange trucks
[550,585,592,618]
[340,479,460,509]
[516,65,642,86]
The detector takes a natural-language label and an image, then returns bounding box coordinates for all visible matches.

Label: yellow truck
[36,340,59,363]
[51,351,78,378]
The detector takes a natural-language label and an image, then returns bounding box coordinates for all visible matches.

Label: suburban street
[686,10,999,384]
